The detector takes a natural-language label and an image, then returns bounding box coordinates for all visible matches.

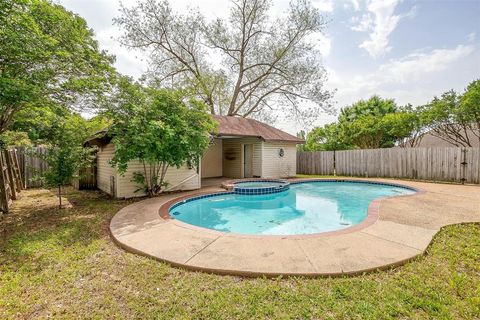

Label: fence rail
[297,147,480,184]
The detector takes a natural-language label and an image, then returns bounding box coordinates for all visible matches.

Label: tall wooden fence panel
[15,147,49,188]
[16,146,98,190]
[0,149,24,214]
[297,147,480,184]
[297,151,335,175]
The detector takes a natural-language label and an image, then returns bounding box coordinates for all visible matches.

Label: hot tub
[233,180,290,195]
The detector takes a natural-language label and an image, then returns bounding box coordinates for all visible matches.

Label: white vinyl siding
[222,137,262,178]
[96,143,117,196]
[201,138,223,178]
[96,142,200,199]
[261,142,297,178]
[116,161,200,199]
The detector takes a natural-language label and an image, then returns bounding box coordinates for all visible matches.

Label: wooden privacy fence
[16,146,97,190]
[297,147,480,184]
[0,149,24,214]
[15,146,49,188]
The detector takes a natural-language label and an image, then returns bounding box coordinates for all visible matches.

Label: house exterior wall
[116,161,200,198]
[222,137,262,178]
[261,142,297,178]
[96,142,200,199]
[408,130,480,148]
[96,143,117,196]
[201,138,223,178]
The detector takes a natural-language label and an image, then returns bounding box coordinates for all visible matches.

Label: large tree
[107,78,216,197]
[35,112,97,208]
[338,96,399,149]
[115,0,332,123]
[420,80,480,147]
[0,0,114,134]
[304,123,352,151]
[383,104,425,148]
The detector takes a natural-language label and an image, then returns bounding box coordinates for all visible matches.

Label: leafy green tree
[383,105,425,147]
[459,79,480,145]
[342,115,393,149]
[0,0,114,134]
[0,130,32,147]
[304,96,401,150]
[339,95,397,123]
[337,96,399,149]
[36,116,95,208]
[296,130,306,151]
[421,80,479,147]
[115,0,332,123]
[107,79,217,197]
[305,123,352,151]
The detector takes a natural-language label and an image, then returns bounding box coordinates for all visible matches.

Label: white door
[243,144,253,178]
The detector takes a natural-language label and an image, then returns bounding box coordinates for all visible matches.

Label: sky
[57,0,480,134]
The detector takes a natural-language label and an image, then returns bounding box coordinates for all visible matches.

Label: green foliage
[383,105,424,147]
[339,95,397,123]
[305,96,436,150]
[34,115,96,207]
[0,0,115,134]
[0,130,32,147]
[420,79,480,147]
[107,78,217,196]
[460,79,480,124]
[8,102,111,145]
[338,96,399,149]
[304,123,352,151]
[296,130,306,151]
[305,96,408,151]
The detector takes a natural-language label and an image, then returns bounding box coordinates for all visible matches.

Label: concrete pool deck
[110,178,479,277]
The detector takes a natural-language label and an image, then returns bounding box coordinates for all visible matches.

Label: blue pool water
[235,181,285,188]
[170,181,415,235]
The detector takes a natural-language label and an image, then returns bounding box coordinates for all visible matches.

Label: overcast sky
[57,0,480,134]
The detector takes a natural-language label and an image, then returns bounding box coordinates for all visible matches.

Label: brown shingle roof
[84,115,305,147]
[212,115,304,143]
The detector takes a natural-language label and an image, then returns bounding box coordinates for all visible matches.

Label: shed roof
[213,115,304,143]
[84,115,304,147]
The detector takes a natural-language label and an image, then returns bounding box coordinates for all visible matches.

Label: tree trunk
[58,184,62,209]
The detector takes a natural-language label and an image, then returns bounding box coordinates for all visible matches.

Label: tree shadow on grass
[0,187,137,268]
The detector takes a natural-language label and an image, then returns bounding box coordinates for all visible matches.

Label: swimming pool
[169,181,416,235]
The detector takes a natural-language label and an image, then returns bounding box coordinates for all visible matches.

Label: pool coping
[110,178,478,277]
[158,179,425,240]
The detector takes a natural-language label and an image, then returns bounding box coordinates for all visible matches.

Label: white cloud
[350,14,373,32]
[350,0,360,11]
[308,33,332,57]
[357,0,402,58]
[327,44,476,108]
[378,45,474,83]
[467,32,476,42]
[351,1,418,59]
[312,0,334,12]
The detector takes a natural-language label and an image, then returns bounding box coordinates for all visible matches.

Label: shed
[85,115,304,198]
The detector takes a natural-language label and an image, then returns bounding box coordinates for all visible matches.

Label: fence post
[333,150,336,176]
[460,148,467,185]
[12,149,23,191]
[4,150,17,200]
[0,151,11,213]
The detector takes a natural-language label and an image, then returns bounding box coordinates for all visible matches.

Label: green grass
[0,188,479,319]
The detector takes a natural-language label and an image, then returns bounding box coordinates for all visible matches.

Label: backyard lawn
[0,187,479,319]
